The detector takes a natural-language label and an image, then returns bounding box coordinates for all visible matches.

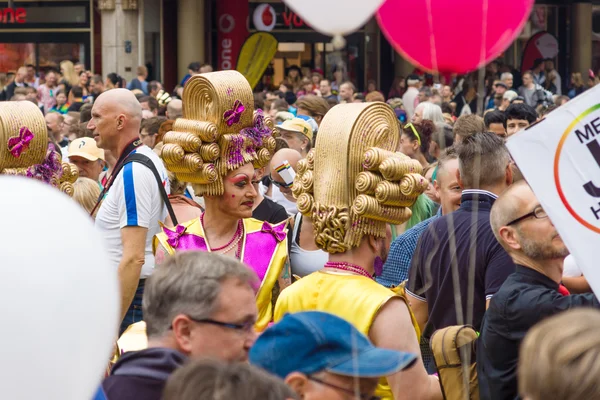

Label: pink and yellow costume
[155,217,287,331]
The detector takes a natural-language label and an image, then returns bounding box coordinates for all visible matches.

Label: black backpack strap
[120,153,179,226]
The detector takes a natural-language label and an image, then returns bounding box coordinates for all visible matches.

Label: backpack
[430,325,479,400]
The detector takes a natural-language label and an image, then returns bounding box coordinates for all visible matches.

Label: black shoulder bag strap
[99,153,179,226]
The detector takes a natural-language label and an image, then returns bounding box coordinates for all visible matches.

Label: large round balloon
[284,0,385,48]
[0,177,119,400]
[377,0,534,74]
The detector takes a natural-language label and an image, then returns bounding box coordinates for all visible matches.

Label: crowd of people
[0,54,599,400]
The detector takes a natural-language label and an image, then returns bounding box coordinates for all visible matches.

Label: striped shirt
[95,146,169,279]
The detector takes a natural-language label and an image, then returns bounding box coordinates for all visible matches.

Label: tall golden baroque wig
[292,102,428,254]
[0,101,77,195]
[160,70,276,196]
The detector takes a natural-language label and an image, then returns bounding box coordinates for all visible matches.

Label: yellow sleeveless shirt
[274,270,420,400]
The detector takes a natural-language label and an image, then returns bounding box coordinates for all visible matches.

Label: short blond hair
[72,177,101,216]
[519,308,600,400]
[453,114,485,141]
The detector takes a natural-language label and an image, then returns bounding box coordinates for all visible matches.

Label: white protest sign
[506,86,600,295]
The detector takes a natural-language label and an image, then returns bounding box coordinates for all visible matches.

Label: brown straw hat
[0,101,48,171]
[161,70,277,196]
[292,102,427,254]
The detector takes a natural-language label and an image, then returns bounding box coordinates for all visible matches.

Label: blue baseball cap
[249,311,417,379]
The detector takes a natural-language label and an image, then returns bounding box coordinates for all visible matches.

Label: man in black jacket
[477,181,600,400]
[5,66,28,100]
[103,252,259,400]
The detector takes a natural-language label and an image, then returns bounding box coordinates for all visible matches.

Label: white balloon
[283,0,385,47]
[0,177,119,400]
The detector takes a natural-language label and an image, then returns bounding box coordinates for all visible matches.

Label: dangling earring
[374,256,384,277]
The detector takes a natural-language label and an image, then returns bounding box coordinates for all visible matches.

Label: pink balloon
[377,0,534,74]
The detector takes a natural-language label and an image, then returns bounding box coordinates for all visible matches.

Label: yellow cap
[68,138,105,161]
[280,118,313,141]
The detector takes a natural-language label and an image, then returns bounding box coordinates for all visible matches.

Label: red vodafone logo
[253,3,276,32]
[219,13,235,33]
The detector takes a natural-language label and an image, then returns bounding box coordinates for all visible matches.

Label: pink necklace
[201,213,244,252]
[324,262,374,280]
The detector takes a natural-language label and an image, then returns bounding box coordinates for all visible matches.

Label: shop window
[0,43,84,72]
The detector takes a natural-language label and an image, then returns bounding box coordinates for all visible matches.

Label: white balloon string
[425,0,438,73]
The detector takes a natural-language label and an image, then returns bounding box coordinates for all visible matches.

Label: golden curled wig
[292,102,428,254]
[0,101,76,196]
[160,70,277,196]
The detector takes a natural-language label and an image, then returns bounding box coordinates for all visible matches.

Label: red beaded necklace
[201,213,244,255]
[324,262,374,280]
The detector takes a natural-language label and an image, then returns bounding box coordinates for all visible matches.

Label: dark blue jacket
[102,347,186,400]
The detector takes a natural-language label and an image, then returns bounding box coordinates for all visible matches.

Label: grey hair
[416,102,445,124]
[456,131,510,189]
[143,252,258,338]
[501,72,513,81]
[419,86,432,97]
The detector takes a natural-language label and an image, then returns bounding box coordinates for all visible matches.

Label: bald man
[166,99,183,119]
[89,88,170,334]
[5,66,29,100]
[262,148,303,216]
[478,181,600,400]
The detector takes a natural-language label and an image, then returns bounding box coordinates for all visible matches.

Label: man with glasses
[250,311,417,400]
[478,181,600,400]
[102,251,258,400]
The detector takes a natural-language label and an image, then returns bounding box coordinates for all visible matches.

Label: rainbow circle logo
[553,103,600,234]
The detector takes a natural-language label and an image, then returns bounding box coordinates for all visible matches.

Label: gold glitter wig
[160,70,277,196]
[292,102,427,254]
[0,101,76,196]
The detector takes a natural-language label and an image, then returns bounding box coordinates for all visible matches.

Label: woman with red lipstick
[153,71,290,332]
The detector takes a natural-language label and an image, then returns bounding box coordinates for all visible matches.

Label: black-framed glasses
[506,205,548,226]
[269,175,293,189]
[186,315,255,334]
[308,376,380,400]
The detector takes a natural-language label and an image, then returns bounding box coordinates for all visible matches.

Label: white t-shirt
[95,146,169,279]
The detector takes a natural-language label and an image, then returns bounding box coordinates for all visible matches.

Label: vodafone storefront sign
[216,0,248,71]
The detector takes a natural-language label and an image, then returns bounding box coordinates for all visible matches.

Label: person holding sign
[477,181,600,400]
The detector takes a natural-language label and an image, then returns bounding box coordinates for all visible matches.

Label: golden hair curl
[374,181,418,207]
[379,157,423,180]
[199,143,220,162]
[353,194,413,223]
[363,148,401,171]
[296,192,314,216]
[400,173,429,196]
[355,171,384,195]
[163,131,201,153]
[60,182,74,196]
[312,203,350,254]
[162,144,185,165]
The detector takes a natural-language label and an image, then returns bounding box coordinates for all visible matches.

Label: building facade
[0,0,596,95]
